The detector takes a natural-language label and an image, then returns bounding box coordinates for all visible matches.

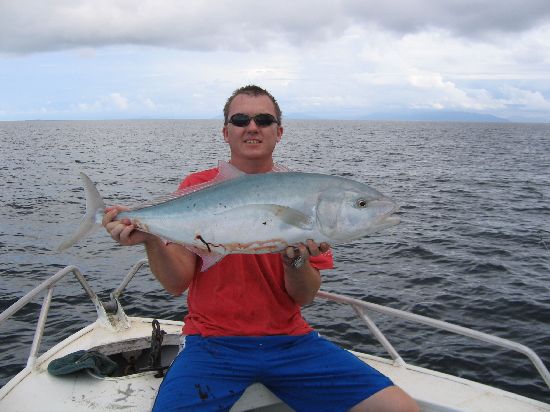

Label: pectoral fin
[185,245,226,272]
[316,188,342,239]
[216,204,313,230]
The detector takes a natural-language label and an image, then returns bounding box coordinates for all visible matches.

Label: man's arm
[282,240,330,306]
[103,206,196,296]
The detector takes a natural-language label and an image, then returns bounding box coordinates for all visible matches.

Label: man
[103,85,418,411]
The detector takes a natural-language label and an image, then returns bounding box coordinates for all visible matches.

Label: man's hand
[281,239,331,269]
[102,205,154,246]
[281,240,331,306]
[102,205,197,296]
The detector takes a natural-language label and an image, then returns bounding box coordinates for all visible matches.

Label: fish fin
[125,161,282,211]
[218,160,292,174]
[132,183,205,208]
[185,245,226,272]
[218,159,293,175]
[216,204,314,230]
[217,160,246,179]
[264,205,313,229]
[198,253,225,272]
[57,172,105,251]
[126,161,245,210]
[271,163,293,172]
[169,162,244,197]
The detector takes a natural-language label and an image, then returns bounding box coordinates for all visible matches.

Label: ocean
[0,119,549,403]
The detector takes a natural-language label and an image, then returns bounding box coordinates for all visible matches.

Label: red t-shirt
[179,167,334,337]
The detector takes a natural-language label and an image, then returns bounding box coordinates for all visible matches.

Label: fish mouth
[379,215,400,227]
[365,213,400,235]
[368,199,400,230]
[370,199,399,216]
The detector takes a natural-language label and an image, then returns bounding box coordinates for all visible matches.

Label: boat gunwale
[1,259,549,406]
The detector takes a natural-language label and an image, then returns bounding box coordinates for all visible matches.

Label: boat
[0,259,549,411]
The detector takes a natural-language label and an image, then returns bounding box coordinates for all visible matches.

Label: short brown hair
[223,85,282,125]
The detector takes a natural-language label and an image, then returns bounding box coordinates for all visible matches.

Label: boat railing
[315,290,550,389]
[1,258,549,391]
[0,260,144,369]
[0,265,103,369]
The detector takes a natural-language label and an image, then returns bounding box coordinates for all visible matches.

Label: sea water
[1,120,549,402]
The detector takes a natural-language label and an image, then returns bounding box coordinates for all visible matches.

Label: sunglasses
[228,113,280,127]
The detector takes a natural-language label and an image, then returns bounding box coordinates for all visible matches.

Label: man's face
[223,94,283,166]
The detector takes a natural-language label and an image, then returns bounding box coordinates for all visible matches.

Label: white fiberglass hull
[1,261,548,411]
[1,316,548,412]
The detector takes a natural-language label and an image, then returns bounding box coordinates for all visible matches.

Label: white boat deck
[1,316,548,412]
[1,260,549,411]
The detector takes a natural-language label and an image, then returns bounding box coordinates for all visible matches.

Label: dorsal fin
[272,162,293,172]
[126,183,203,209]
[126,161,246,210]
[126,161,291,211]
[217,160,246,179]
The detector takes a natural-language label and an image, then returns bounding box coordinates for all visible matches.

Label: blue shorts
[152,332,393,412]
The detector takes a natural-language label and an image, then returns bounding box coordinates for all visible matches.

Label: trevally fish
[58,161,399,270]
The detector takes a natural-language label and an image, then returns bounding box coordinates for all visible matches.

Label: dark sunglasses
[228,113,280,127]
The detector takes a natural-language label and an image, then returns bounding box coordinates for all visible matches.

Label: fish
[58,161,400,270]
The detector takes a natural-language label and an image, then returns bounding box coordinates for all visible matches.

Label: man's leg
[261,332,418,412]
[153,336,254,411]
[349,386,419,412]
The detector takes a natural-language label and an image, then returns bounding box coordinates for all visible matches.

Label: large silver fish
[59,162,399,270]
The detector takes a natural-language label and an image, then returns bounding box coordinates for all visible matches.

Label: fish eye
[355,199,368,208]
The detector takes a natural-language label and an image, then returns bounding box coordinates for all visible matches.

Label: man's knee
[349,386,419,412]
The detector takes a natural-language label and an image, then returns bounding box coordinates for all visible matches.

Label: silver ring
[292,255,305,269]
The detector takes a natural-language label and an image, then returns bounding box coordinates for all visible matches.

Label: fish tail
[56,172,106,251]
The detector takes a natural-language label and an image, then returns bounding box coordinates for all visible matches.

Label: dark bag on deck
[47,350,117,377]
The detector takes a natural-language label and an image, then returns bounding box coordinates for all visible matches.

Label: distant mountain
[284,109,509,122]
[359,109,509,123]
[284,113,322,120]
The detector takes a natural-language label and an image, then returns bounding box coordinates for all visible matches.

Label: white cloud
[406,70,500,110]
[0,1,549,121]
[1,0,550,54]
[76,94,130,112]
[109,93,129,110]
[77,101,102,111]
[500,86,550,110]
[140,97,156,109]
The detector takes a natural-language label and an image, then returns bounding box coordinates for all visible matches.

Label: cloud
[75,93,157,114]
[1,1,549,122]
[109,92,129,110]
[407,70,504,110]
[346,0,550,37]
[1,0,550,54]
[140,96,156,109]
[500,86,550,110]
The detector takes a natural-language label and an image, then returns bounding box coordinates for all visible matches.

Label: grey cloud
[1,0,550,54]
[345,0,550,36]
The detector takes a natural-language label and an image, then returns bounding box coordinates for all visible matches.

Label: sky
[1,0,550,122]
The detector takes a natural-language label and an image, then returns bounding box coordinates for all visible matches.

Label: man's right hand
[102,205,153,246]
[103,205,196,295]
